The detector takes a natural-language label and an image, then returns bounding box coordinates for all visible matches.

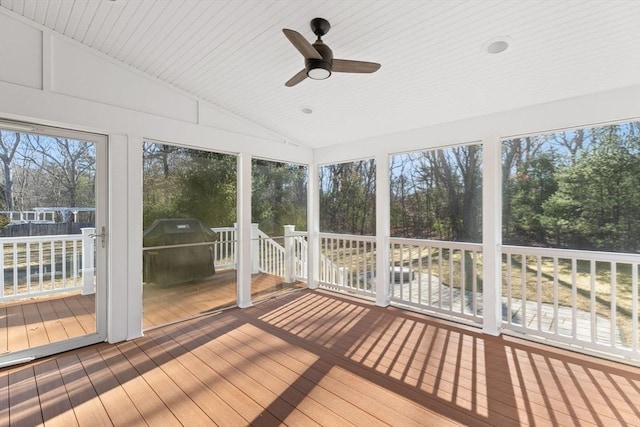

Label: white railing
[2,224,307,302]
[8,221,633,363]
[211,226,236,269]
[291,231,308,281]
[210,225,307,281]
[502,245,639,361]
[257,229,285,277]
[315,234,639,362]
[0,229,95,301]
[389,238,483,325]
[318,233,377,298]
[317,234,485,324]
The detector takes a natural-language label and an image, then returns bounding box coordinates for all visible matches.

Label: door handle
[89,226,107,248]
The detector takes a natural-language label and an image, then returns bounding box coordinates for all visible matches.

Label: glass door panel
[0,121,107,367]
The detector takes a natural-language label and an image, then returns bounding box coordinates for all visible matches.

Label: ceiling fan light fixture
[305,52,332,80]
[307,65,331,80]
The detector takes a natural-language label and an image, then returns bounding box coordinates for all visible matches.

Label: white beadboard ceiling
[2,0,639,149]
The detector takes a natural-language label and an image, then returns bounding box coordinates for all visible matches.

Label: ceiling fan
[283,17,381,87]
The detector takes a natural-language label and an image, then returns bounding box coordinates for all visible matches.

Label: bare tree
[24,135,95,208]
[0,131,22,210]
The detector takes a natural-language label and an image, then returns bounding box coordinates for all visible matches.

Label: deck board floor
[2,289,639,426]
[1,270,305,354]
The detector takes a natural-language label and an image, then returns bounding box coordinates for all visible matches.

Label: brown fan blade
[332,59,381,73]
[283,29,322,59]
[285,69,308,87]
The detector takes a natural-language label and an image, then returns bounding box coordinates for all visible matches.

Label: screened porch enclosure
[315,124,640,366]
[1,0,639,424]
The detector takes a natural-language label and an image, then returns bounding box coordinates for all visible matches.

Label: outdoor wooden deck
[1,270,304,354]
[2,289,638,426]
[142,270,306,329]
[0,293,96,355]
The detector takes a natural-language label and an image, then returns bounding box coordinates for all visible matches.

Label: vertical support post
[237,153,252,308]
[125,135,143,340]
[307,162,319,289]
[375,153,390,307]
[233,222,238,269]
[482,136,503,335]
[81,227,95,295]
[284,225,295,283]
[251,223,260,274]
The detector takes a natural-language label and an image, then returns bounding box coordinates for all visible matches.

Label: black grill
[143,218,217,285]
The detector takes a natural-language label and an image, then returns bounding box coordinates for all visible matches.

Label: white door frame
[0,120,108,368]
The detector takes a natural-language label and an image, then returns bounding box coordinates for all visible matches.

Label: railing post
[284,225,295,283]
[251,223,260,274]
[81,227,95,295]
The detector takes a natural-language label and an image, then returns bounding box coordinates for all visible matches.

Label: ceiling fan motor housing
[305,41,333,78]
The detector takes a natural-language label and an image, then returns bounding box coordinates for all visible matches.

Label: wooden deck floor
[142,270,305,329]
[1,271,304,354]
[0,293,96,355]
[2,289,639,426]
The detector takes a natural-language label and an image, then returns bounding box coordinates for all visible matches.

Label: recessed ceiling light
[483,36,512,54]
[301,106,314,114]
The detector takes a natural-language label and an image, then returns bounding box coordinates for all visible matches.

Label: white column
[284,225,295,283]
[80,227,95,295]
[237,153,252,308]
[307,162,319,289]
[107,134,143,343]
[482,136,503,335]
[375,153,390,307]
[126,135,143,340]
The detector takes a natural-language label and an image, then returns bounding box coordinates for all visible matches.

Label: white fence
[1,224,308,302]
[315,234,639,362]
[291,229,309,281]
[4,223,636,362]
[318,233,377,298]
[0,210,56,224]
[389,237,483,325]
[211,226,236,269]
[211,224,308,281]
[502,245,639,361]
[316,234,484,324]
[0,229,94,301]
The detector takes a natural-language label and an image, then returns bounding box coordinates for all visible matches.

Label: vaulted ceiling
[2,0,639,149]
